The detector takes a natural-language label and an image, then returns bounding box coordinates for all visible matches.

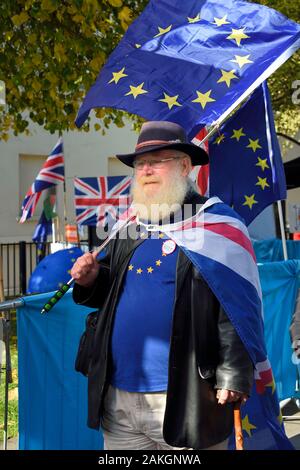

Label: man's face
[133,149,190,198]
[131,149,192,222]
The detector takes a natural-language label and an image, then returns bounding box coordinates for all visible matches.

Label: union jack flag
[130,197,292,449]
[74,176,132,227]
[20,138,64,223]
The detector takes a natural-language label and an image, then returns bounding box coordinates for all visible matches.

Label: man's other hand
[216,389,248,405]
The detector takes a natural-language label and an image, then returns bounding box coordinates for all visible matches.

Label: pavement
[2,400,300,450]
[282,399,300,449]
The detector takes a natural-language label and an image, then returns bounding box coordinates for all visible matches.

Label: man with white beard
[71,121,253,450]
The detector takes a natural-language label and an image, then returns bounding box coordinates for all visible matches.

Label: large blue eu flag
[75,0,300,137]
[209,82,287,225]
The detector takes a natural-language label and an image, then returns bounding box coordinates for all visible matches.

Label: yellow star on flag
[214,133,225,145]
[159,93,182,110]
[154,25,172,38]
[256,176,270,190]
[247,138,262,152]
[187,14,201,23]
[136,268,143,274]
[230,54,253,69]
[128,264,134,271]
[266,377,276,394]
[227,28,250,46]
[108,67,128,84]
[192,90,216,109]
[125,82,148,99]
[147,267,154,273]
[156,260,162,266]
[256,157,270,171]
[242,415,257,437]
[231,128,246,141]
[213,15,230,27]
[158,233,165,239]
[217,69,238,88]
[243,194,258,209]
[135,44,141,48]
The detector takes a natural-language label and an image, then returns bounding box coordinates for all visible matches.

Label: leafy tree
[0,0,299,141]
[253,0,300,140]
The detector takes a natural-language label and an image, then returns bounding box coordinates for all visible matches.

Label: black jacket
[73,192,253,449]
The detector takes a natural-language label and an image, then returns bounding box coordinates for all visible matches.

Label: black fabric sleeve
[215,306,254,395]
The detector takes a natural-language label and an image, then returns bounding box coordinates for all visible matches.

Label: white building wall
[0,118,137,243]
[0,120,299,244]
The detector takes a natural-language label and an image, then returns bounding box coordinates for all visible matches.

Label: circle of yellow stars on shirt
[127,233,169,275]
[128,257,165,276]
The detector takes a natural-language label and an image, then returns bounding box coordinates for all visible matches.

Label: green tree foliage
[253,0,300,139]
[0,0,299,141]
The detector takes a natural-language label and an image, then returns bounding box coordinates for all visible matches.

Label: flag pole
[58,131,67,244]
[277,200,288,261]
[40,213,136,314]
[192,122,221,147]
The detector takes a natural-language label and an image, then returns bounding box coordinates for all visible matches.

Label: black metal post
[19,241,27,295]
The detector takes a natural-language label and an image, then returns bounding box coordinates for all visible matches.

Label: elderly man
[71,121,253,450]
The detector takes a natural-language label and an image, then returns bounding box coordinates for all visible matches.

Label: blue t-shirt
[110,231,178,392]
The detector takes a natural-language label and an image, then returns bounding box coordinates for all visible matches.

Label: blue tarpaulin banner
[17,290,103,450]
[258,260,300,401]
[17,260,300,449]
[254,239,300,263]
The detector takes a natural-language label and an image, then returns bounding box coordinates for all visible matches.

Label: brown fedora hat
[116,121,209,167]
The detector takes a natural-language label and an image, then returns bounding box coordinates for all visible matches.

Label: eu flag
[32,211,52,244]
[27,248,83,294]
[209,82,287,225]
[75,0,300,137]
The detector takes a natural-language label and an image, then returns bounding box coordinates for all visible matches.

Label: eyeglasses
[133,156,182,171]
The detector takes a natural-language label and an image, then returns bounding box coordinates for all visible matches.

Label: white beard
[131,170,190,223]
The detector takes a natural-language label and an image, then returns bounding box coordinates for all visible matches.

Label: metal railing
[0,298,23,450]
[0,242,51,298]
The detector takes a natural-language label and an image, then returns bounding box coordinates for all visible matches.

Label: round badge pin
[162,239,176,255]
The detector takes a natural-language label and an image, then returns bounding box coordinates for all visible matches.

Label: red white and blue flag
[20,138,64,223]
[190,126,210,197]
[131,197,292,449]
[74,176,132,227]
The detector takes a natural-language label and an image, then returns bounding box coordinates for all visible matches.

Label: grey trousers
[101,385,228,450]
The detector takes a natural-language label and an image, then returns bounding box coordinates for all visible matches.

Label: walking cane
[234,401,244,450]
[40,213,136,314]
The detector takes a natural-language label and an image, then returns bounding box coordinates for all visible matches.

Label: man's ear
[181,155,192,176]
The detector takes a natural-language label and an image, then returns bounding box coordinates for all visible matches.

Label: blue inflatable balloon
[27,248,84,294]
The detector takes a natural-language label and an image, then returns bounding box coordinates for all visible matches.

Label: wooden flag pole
[234,401,244,450]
